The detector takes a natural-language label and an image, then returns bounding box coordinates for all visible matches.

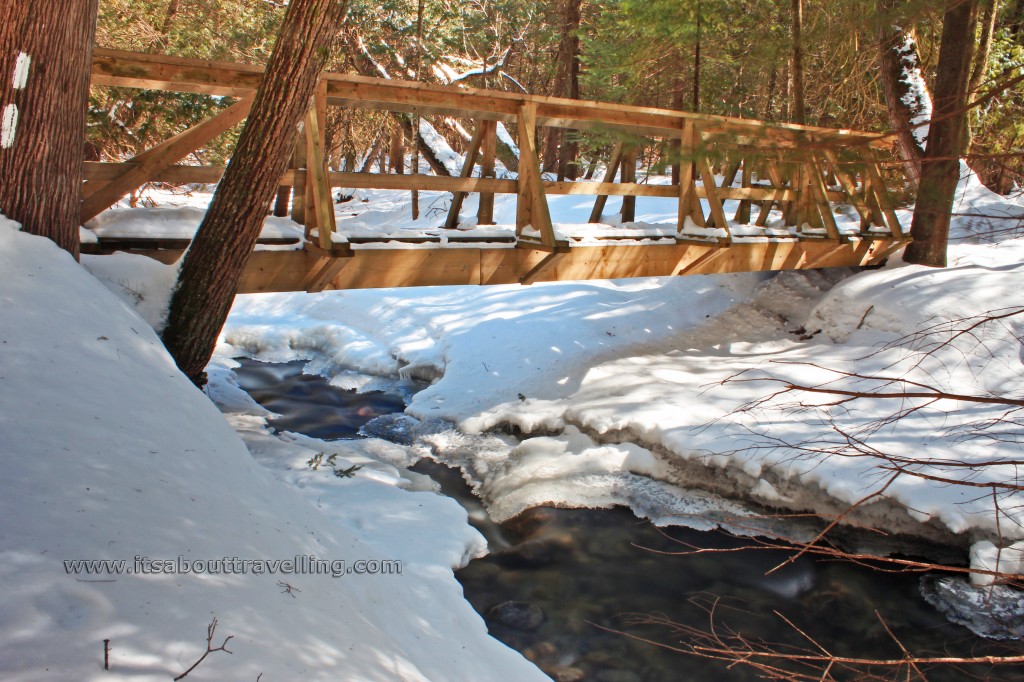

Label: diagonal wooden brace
[81,95,255,223]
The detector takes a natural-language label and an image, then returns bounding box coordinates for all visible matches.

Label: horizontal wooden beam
[112,236,901,293]
[85,161,226,183]
[328,171,517,194]
[85,162,849,202]
[91,47,895,149]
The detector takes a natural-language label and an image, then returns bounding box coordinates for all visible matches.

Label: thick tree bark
[966,0,999,151]
[693,2,702,113]
[543,0,582,178]
[670,73,685,184]
[0,0,98,259]
[791,0,806,124]
[161,0,348,385]
[905,0,977,267]
[877,2,928,188]
[555,0,582,180]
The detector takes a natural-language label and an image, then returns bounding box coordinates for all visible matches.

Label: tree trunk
[671,73,685,184]
[161,0,348,385]
[389,124,404,173]
[410,0,424,220]
[966,0,999,151]
[791,0,806,124]
[693,1,702,112]
[543,0,582,178]
[556,0,582,181]
[877,4,928,188]
[0,0,98,259]
[1013,0,1024,41]
[905,0,977,267]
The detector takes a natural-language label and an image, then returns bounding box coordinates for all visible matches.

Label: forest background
[89,0,1024,200]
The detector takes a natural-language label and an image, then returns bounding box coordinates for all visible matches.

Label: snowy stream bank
[223,357,1023,680]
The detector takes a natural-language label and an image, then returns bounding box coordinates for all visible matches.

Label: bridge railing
[85,47,905,255]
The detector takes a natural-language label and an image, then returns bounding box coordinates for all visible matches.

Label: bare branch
[173,617,233,681]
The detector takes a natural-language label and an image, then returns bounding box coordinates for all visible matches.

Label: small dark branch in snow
[103,639,110,670]
[278,581,301,598]
[173,617,233,681]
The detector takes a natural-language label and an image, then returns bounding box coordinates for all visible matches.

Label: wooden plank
[478,121,497,225]
[693,125,731,237]
[516,102,556,247]
[304,98,338,250]
[735,156,752,224]
[803,241,847,269]
[822,148,871,227]
[765,159,794,225]
[302,253,353,293]
[307,79,328,233]
[109,235,900,292]
[678,120,697,232]
[292,126,308,226]
[807,154,842,240]
[444,122,487,230]
[863,160,904,238]
[92,47,896,149]
[520,252,565,285]
[868,237,911,265]
[84,162,226,183]
[328,171,516,194]
[677,246,728,275]
[82,161,822,202]
[588,142,624,223]
[80,95,254,222]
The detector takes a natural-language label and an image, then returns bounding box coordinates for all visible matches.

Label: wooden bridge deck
[83,48,908,293]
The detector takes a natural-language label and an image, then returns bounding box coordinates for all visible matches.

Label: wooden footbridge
[84,48,908,293]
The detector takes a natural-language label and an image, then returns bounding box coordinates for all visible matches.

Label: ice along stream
[231,358,1023,682]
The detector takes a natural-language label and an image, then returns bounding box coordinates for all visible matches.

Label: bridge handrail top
[91,46,896,149]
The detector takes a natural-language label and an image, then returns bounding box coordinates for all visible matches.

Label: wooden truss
[83,47,908,291]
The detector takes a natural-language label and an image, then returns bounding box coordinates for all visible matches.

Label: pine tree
[0,0,99,258]
[905,0,978,267]
[161,0,349,386]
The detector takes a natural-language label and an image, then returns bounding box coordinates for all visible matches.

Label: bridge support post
[477,121,497,225]
[515,102,558,250]
[444,122,487,229]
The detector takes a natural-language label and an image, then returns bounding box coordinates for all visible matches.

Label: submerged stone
[487,601,546,631]
[921,575,1024,640]
[358,413,452,445]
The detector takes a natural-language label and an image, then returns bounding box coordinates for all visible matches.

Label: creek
[232,358,1024,682]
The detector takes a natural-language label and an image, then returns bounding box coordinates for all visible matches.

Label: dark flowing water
[233,359,407,439]
[232,359,1024,682]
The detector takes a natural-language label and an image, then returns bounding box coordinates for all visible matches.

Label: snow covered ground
[213,167,1024,565]
[5,160,1024,679]
[83,167,1024,561]
[0,217,546,680]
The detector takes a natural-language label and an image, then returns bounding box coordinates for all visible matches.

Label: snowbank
[212,169,1024,548]
[0,216,544,680]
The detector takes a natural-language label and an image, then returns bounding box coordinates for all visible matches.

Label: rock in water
[920,575,1024,640]
[358,413,452,445]
[486,601,546,631]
